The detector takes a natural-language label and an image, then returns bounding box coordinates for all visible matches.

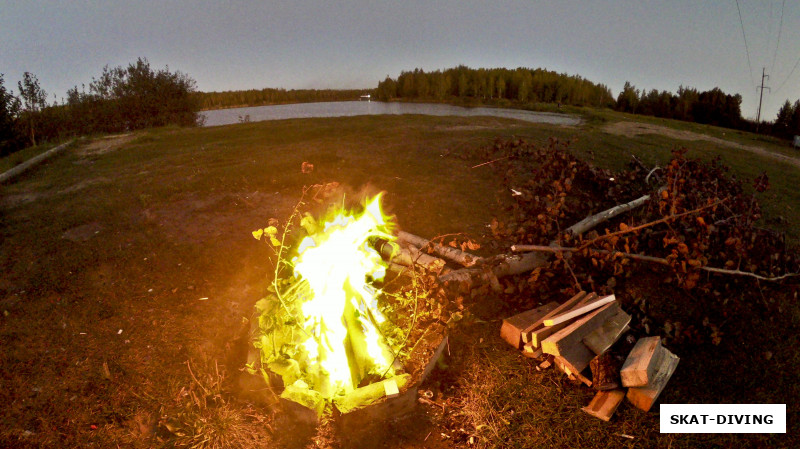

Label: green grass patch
[0,142,61,173]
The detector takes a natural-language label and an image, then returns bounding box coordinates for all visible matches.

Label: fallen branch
[373,238,447,273]
[439,192,654,289]
[510,244,800,282]
[566,194,653,237]
[575,198,727,251]
[397,231,482,267]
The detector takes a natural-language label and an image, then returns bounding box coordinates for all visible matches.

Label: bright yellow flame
[293,194,395,395]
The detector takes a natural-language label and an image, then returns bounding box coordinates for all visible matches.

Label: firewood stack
[500,291,679,421]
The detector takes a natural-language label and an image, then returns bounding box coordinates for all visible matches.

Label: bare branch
[511,244,799,282]
[576,198,727,251]
[566,193,652,237]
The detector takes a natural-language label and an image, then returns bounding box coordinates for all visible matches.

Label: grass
[1,111,798,448]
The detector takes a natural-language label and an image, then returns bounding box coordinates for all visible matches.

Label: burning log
[371,237,446,273]
[334,374,412,414]
[397,231,482,267]
[281,379,327,423]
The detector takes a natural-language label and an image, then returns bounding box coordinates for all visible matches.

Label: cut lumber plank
[527,293,597,347]
[544,294,616,326]
[582,389,626,421]
[521,291,592,346]
[500,301,558,349]
[620,336,664,387]
[582,308,632,355]
[556,339,596,374]
[553,355,592,387]
[541,302,622,357]
[626,348,679,412]
[521,343,543,359]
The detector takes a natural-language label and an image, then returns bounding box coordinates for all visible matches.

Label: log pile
[501,292,679,421]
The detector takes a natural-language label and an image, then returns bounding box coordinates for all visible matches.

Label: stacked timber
[501,292,678,422]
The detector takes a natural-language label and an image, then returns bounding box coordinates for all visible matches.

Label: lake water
[200,101,581,127]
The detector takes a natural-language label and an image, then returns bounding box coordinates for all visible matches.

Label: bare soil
[75,133,134,157]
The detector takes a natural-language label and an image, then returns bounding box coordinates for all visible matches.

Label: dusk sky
[3,1,800,120]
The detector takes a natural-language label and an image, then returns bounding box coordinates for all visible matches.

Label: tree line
[376,66,616,108]
[195,88,368,110]
[1,58,200,156]
[379,65,800,141]
[615,82,745,129]
[773,100,800,140]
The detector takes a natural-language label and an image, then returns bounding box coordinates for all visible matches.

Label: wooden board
[521,343,543,359]
[543,294,616,326]
[553,355,593,387]
[541,302,621,357]
[557,339,596,374]
[626,348,679,412]
[520,292,587,344]
[500,302,558,349]
[582,389,626,421]
[620,336,663,387]
[524,292,596,347]
[582,308,632,355]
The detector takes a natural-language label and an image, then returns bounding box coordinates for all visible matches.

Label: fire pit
[241,190,449,427]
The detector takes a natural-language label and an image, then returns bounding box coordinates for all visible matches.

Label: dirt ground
[74,133,134,157]
[603,121,800,170]
[2,117,796,448]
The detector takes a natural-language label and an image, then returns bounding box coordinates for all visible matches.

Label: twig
[645,167,662,184]
[471,155,510,169]
[186,360,209,396]
[699,266,800,282]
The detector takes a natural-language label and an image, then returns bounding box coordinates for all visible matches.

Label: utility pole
[756,67,770,132]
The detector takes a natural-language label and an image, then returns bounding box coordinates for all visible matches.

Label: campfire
[247,191,446,421]
[290,194,397,394]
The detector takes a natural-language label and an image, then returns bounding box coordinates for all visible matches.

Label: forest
[195,88,367,110]
[375,66,616,108]
[3,63,800,158]
[0,58,199,156]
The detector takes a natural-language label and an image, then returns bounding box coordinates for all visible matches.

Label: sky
[2,0,800,120]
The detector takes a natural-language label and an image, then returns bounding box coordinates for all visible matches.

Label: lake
[200,101,581,127]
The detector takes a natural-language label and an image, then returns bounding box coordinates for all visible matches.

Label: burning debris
[246,190,450,422]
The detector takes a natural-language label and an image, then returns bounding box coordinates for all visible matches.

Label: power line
[735,0,755,86]
[770,0,786,75]
[774,55,800,94]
